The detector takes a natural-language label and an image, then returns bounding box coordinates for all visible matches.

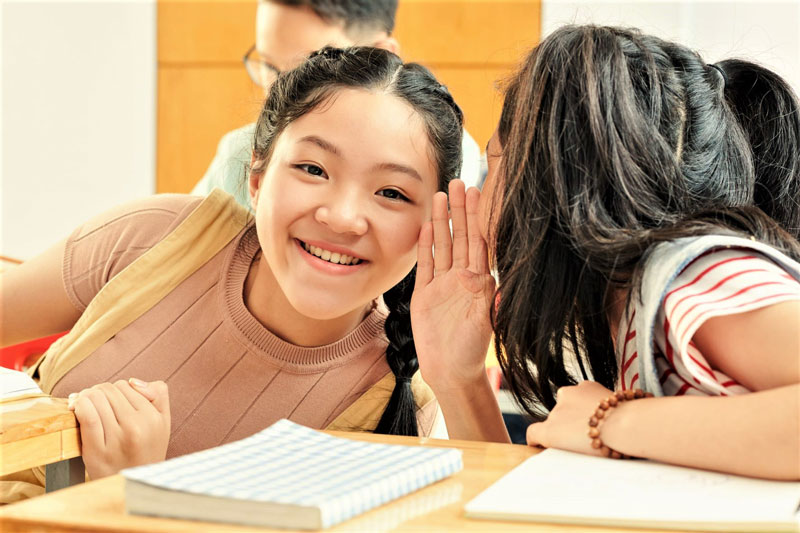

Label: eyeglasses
[243,44,280,90]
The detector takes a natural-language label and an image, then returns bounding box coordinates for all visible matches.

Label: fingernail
[67,393,77,410]
[129,377,148,388]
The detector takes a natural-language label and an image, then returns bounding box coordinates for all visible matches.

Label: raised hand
[68,378,170,479]
[411,180,496,392]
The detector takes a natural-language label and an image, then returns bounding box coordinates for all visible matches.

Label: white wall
[1,0,156,260]
[541,1,800,94]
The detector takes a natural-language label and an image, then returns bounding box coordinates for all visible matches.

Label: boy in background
[192,0,484,206]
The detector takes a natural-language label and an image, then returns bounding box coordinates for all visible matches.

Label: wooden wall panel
[395,1,540,65]
[157,0,540,193]
[158,1,255,62]
[158,66,262,194]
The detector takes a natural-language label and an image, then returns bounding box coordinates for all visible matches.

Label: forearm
[602,384,800,480]
[434,374,510,443]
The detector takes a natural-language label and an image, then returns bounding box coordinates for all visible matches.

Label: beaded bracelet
[588,388,653,459]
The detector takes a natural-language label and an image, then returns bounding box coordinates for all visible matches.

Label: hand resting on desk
[68,378,170,480]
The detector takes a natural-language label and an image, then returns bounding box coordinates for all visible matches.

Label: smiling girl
[0,47,463,497]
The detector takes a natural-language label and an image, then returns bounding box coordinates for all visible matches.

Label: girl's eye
[297,164,326,177]
[377,189,410,202]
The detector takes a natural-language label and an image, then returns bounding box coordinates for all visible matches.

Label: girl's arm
[411,180,510,443]
[0,239,82,347]
[527,300,800,480]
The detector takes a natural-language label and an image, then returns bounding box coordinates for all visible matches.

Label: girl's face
[250,88,439,320]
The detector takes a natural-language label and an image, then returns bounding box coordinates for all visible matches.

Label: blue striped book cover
[122,419,463,529]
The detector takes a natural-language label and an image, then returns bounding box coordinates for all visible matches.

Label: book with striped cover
[121,419,463,530]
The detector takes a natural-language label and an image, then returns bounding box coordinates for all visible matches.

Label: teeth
[301,241,361,266]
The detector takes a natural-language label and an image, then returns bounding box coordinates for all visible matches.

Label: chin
[288,294,368,322]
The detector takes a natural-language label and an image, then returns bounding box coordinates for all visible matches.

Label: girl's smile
[296,239,367,274]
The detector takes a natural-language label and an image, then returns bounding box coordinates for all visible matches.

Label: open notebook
[465,448,800,532]
[122,419,463,530]
[0,367,44,402]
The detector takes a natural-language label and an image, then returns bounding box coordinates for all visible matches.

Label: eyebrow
[298,135,341,156]
[372,162,423,182]
[298,136,423,181]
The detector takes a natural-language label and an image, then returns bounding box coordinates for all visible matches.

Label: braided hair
[250,46,464,435]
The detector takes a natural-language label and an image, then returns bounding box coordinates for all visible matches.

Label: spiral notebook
[122,419,463,530]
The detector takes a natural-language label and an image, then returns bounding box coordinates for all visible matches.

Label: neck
[606,287,630,351]
[243,250,371,347]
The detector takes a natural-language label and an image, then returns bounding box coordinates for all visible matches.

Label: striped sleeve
[653,248,800,396]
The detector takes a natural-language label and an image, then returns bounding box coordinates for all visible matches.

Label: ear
[372,34,399,55]
[248,153,264,210]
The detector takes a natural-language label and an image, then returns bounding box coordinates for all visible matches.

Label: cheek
[478,179,497,242]
[479,160,503,242]
[378,215,424,268]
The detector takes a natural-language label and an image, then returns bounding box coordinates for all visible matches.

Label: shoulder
[69,194,202,241]
[661,246,800,333]
[459,128,482,189]
[63,194,204,310]
[217,123,256,157]
[645,235,800,279]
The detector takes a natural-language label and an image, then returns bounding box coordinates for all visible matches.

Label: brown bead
[624,390,635,400]
[634,389,645,399]
[589,417,598,427]
[610,450,622,459]
[600,445,611,457]
[608,396,619,407]
[595,408,605,419]
[591,438,602,449]
[645,392,655,398]
[600,400,610,410]
[588,427,600,438]
[615,391,626,401]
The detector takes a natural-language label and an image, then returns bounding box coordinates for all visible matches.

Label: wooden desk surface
[0,431,686,533]
[0,396,80,476]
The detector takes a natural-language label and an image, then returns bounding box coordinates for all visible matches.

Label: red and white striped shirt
[618,248,800,396]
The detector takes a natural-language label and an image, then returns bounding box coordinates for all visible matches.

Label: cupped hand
[411,179,496,393]
[526,381,615,456]
[68,378,170,479]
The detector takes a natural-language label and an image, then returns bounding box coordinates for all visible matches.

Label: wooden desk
[0,432,685,533]
[0,396,84,491]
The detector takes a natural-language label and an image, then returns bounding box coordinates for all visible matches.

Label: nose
[314,189,368,235]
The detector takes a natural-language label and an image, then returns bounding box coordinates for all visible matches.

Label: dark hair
[491,25,800,418]
[251,46,463,435]
[268,0,398,34]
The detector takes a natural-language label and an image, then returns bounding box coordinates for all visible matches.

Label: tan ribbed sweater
[49,194,437,458]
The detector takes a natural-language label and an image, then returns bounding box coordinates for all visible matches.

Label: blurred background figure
[191,0,485,207]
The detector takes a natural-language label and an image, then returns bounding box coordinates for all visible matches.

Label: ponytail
[374,268,419,436]
[720,59,800,238]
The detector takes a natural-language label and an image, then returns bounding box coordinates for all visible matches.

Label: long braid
[374,268,419,436]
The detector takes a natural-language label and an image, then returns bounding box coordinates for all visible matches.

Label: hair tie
[708,63,728,88]
[396,376,413,384]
